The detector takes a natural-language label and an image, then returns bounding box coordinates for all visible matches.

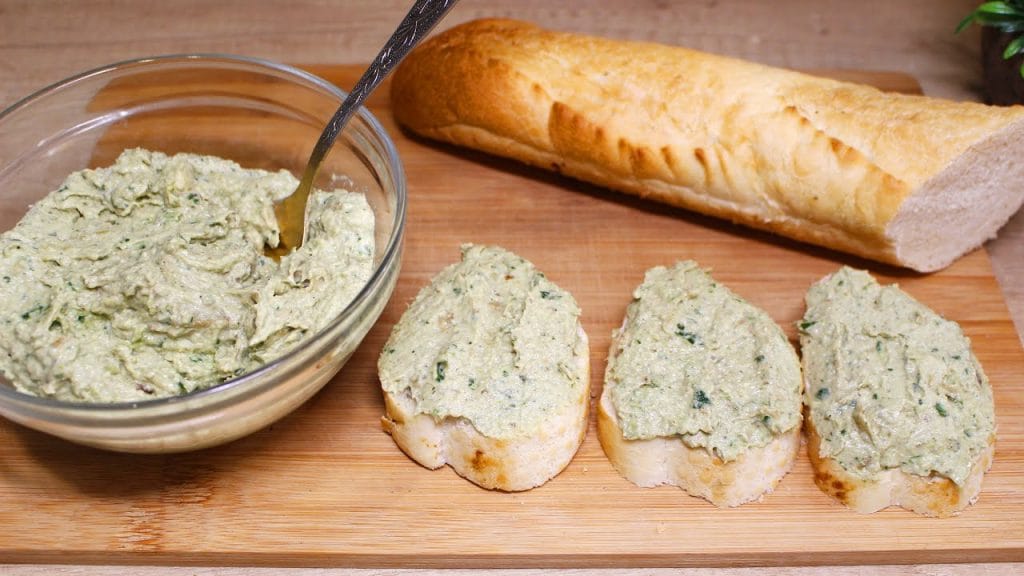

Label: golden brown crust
[597,389,800,507]
[391,18,1024,272]
[381,326,590,492]
[804,412,994,517]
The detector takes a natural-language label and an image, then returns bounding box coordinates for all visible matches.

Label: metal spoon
[269,0,459,258]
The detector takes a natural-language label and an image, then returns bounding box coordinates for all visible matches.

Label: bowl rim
[0,53,407,414]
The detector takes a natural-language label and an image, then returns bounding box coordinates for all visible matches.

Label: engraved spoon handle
[274,0,459,253]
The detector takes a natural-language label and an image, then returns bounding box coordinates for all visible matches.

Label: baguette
[799,267,996,516]
[391,18,1024,272]
[378,244,589,491]
[597,262,803,506]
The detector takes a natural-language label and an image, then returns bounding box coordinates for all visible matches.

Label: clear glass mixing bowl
[0,54,405,452]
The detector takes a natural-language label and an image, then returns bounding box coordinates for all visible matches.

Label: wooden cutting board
[0,65,1022,568]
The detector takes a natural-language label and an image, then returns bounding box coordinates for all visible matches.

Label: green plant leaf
[958,2,1024,34]
[976,1,1019,15]
[972,3,1023,20]
[977,1,1024,19]
[957,13,978,33]
[960,3,1024,76]
[1004,35,1024,58]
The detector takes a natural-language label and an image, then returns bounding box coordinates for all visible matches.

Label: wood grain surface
[0,66,1021,569]
[4,2,1024,574]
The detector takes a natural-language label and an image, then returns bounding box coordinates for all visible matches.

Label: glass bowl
[0,54,405,453]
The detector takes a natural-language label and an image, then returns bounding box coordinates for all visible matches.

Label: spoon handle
[275,0,459,253]
[311,0,459,169]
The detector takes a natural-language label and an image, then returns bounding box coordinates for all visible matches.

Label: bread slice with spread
[598,261,803,507]
[799,267,996,516]
[378,244,589,491]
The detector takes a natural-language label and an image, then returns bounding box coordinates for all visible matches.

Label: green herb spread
[605,261,802,462]
[0,148,374,403]
[800,267,995,486]
[378,244,585,439]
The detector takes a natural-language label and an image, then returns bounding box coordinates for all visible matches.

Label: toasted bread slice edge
[597,388,800,507]
[381,325,590,492]
[804,415,995,517]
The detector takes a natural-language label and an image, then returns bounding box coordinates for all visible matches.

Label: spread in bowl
[0,54,405,452]
[0,148,374,403]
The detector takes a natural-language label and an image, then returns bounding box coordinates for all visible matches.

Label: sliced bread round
[378,244,589,491]
[598,261,803,507]
[799,267,997,516]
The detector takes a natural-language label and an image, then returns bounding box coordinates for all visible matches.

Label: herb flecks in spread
[0,148,374,403]
[605,261,802,462]
[378,244,584,440]
[800,267,995,486]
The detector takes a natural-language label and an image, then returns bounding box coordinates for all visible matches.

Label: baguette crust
[392,18,1024,272]
[598,391,800,507]
[381,326,590,492]
[805,414,995,517]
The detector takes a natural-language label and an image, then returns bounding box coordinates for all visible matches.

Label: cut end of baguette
[887,118,1024,272]
[805,417,994,517]
[597,389,800,507]
[381,327,590,492]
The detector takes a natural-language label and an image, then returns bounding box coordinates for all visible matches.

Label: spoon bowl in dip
[270,0,458,258]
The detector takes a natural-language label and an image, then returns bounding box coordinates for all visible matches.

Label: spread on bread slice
[799,267,996,516]
[391,18,1024,272]
[378,244,589,491]
[598,261,803,506]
